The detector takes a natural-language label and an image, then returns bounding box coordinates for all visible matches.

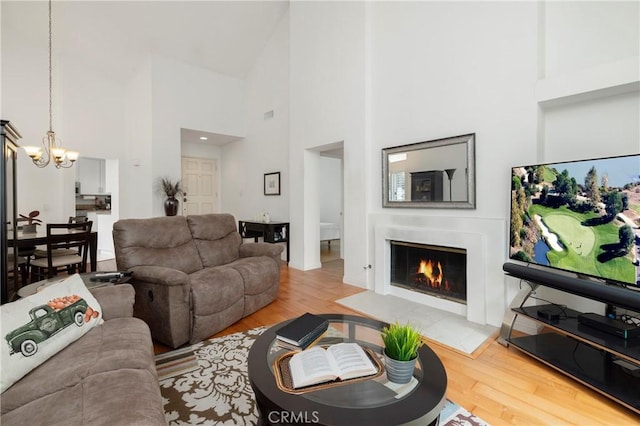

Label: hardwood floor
[321,239,341,263]
[134,258,638,425]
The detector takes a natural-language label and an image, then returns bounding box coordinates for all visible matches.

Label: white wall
[365,1,539,326]
[222,12,290,224]
[543,1,639,78]
[3,2,250,225]
[2,1,125,224]
[151,56,247,218]
[0,2,3,119]
[289,1,368,282]
[543,92,639,162]
[3,0,637,326]
[122,59,153,219]
[120,56,248,220]
[532,1,640,315]
[100,158,118,256]
[355,0,637,327]
[181,141,221,161]
[369,1,540,218]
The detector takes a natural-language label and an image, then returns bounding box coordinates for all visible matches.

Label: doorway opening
[180,127,242,215]
[314,142,344,270]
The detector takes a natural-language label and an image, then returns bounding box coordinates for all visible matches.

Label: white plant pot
[22,224,37,234]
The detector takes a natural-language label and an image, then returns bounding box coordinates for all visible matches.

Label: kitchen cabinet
[76,157,106,194]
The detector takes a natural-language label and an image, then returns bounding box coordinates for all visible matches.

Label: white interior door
[181,156,218,215]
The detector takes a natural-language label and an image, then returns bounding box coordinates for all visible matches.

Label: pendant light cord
[48,0,53,133]
[24,0,78,168]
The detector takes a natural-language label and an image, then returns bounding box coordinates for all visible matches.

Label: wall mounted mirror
[382,133,475,209]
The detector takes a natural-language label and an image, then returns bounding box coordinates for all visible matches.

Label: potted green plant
[380,321,424,384]
[17,210,42,233]
[160,178,184,216]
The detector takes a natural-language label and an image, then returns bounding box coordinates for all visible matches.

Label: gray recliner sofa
[113,214,283,348]
[0,284,165,425]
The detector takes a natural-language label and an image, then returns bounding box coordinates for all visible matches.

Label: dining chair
[16,246,36,282]
[30,221,93,282]
[7,253,28,288]
[33,216,90,259]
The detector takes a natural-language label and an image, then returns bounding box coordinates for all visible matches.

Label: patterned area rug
[156,327,489,425]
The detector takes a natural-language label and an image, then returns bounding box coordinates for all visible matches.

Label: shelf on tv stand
[512,305,640,362]
[500,283,640,414]
[509,333,640,411]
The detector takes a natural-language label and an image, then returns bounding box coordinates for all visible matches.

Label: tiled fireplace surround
[372,215,507,327]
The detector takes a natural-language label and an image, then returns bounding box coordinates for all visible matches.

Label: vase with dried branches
[160,178,184,216]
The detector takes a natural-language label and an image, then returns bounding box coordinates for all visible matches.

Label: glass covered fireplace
[390,241,467,304]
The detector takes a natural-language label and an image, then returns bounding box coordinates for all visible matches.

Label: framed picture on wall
[264,172,281,196]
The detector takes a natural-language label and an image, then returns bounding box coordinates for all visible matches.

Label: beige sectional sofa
[0,284,165,425]
[113,213,283,348]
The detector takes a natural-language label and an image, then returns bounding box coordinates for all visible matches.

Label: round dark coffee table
[248,314,447,425]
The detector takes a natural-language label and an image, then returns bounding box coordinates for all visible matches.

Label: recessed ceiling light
[199,136,208,140]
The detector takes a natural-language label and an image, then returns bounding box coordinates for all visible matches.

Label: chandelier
[23,0,78,169]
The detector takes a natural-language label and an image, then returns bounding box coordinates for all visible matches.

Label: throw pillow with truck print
[0,274,102,392]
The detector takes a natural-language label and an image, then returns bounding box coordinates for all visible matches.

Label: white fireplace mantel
[375,224,487,324]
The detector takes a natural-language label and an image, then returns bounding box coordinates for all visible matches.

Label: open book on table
[289,342,378,389]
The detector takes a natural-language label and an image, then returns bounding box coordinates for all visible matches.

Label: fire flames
[415,259,450,290]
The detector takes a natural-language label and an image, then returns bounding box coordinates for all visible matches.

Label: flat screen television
[508,153,640,294]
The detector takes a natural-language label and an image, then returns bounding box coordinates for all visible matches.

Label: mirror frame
[382,133,476,209]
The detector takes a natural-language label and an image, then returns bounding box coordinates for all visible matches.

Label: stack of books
[276,313,329,350]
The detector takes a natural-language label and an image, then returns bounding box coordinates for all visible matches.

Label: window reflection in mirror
[382,134,475,209]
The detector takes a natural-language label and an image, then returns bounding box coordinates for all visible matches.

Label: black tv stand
[499,279,640,414]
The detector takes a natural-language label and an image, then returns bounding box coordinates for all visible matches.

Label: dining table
[8,228,98,272]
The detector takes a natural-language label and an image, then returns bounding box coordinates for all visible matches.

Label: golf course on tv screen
[509,154,640,287]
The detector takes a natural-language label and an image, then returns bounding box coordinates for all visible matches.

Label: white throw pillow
[0,274,103,393]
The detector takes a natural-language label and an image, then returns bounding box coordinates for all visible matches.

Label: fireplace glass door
[390,241,467,304]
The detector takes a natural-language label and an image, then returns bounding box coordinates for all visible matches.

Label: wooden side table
[238,220,290,263]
